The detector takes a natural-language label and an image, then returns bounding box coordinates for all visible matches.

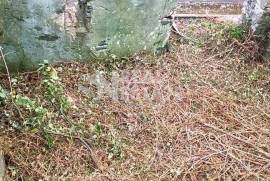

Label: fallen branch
[0,47,13,94]
[47,131,99,170]
[200,122,270,160]
[0,150,5,181]
[171,21,198,44]
[0,46,25,122]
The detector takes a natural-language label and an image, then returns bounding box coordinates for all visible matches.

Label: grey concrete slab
[178,0,245,5]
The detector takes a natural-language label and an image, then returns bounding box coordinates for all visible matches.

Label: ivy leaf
[0,86,8,100]
[15,95,36,110]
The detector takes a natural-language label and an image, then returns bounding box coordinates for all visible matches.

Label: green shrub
[15,95,48,128]
[38,61,70,113]
[226,25,247,41]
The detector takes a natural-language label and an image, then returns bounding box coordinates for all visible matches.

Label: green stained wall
[0,0,176,71]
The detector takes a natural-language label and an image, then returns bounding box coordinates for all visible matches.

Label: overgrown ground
[1,19,270,180]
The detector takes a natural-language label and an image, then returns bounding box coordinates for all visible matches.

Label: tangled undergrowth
[1,19,270,180]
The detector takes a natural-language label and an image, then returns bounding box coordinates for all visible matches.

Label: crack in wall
[64,0,93,38]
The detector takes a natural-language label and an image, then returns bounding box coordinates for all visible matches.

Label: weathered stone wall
[0,0,176,71]
[242,0,268,30]
[242,0,270,58]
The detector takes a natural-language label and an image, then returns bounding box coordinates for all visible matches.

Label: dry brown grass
[1,19,270,180]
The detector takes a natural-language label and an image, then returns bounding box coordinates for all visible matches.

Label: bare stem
[0,46,25,121]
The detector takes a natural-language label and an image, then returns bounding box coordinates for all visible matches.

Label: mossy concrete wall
[0,0,176,71]
[242,0,270,59]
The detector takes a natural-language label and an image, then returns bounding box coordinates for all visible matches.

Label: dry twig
[0,47,24,121]
[0,150,5,181]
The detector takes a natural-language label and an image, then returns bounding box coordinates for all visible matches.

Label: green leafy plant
[109,140,123,159]
[15,95,54,148]
[226,25,247,41]
[94,122,102,135]
[15,95,36,110]
[15,95,48,128]
[0,85,8,104]
[42,131,55,149]
[38,61,70,113]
